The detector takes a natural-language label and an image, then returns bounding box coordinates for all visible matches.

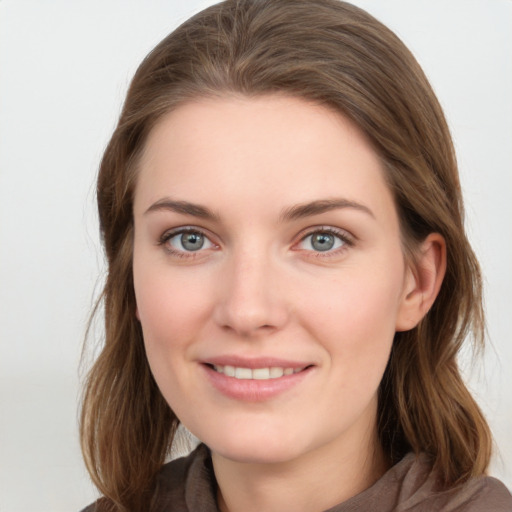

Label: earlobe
[395,233,447,332]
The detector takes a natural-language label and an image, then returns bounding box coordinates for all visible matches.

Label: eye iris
[181,232,204,251]
[311,232,335,251]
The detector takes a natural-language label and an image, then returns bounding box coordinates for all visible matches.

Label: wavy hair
[80,1,491,510]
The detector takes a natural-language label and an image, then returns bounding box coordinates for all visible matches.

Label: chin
[197,425,310,465]
[214,442,299,465]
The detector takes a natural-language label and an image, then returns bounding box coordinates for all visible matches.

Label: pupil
[181,232,204,251]
[312,233,334,251]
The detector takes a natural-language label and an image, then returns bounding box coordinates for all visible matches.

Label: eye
[297,228,351,253]
[160,228,214,255]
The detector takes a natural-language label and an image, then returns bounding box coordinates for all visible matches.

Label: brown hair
[80,0,491,509]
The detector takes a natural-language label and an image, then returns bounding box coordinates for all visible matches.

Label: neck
[212,428,389,512]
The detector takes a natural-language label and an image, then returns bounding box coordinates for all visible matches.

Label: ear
[395,233,447,332]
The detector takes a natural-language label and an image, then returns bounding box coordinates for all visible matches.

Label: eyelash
[294,226,354,258]
[158,227,216,259]
[158,226,354,259]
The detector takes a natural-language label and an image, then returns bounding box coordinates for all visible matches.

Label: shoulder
[427,476,512,512]
[79,444,217,512]
[395,454,512,512]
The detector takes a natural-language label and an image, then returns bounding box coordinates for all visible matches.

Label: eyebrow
[144,197,374,222]
[144,198,219,220]
[280,198,374,221]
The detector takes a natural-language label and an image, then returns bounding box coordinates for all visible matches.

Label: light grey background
[0,1,510,510]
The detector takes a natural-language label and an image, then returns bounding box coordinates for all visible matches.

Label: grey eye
[166,230,213,252]
[310,233,335,251]
[180,232,205,251]
[298,231,345,252]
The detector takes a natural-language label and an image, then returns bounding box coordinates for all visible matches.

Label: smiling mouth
[207,364,310,380]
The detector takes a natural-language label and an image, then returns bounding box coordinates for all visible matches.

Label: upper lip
[202,355,314,369]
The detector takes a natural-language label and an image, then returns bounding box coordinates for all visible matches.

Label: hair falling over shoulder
[80,1,492,509]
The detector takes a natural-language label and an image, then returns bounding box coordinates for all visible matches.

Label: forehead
[134,95,395,223]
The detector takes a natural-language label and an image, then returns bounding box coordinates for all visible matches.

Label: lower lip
[201,364,313,402]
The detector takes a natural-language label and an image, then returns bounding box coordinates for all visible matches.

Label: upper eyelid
[159,227,217,257]
[157,225,354,249]
[159,226,216,243]
[296,225,354,242]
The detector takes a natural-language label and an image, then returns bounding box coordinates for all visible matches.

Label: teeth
[224,365,235,377]
[211,365,304,380]
[253,368,270,379]
[235,367,252,379]
[269,367,283,378]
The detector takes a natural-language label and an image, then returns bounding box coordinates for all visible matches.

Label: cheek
[306,268,401,333]
[132,250,213,359]
[133,262,215,413]
[301,263,403,382]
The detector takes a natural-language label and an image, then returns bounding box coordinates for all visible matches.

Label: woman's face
[133,95,415,465]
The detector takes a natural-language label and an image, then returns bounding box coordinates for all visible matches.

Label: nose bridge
[214,243,288,336]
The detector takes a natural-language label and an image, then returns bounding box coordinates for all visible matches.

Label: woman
[80,0,512,510]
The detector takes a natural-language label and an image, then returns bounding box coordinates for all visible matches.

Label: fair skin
[132,95,445,512]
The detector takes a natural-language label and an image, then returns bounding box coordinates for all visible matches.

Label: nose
[213,249,290,337]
